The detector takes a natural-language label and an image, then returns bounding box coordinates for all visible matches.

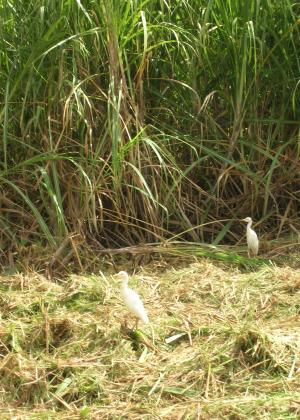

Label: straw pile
[0,261,299,419]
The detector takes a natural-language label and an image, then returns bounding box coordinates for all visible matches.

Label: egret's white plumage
[117,271,149,325]
[242,217,259,257]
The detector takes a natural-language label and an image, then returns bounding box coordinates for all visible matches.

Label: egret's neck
[247,220,253,230]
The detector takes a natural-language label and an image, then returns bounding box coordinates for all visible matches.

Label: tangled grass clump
[0,0,299,270]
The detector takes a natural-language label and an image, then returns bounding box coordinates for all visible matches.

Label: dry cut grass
[0,259,299,419]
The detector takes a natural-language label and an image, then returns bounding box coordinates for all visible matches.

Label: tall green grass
[0,0,299,265]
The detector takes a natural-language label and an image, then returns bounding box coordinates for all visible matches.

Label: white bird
[242,217,259,257]
[117,271,149,328]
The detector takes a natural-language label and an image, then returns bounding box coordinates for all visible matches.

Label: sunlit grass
[0,260,299,418]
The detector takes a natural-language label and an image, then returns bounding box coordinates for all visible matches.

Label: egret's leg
[122,314,130,328]
[134,318,139,330]
[120,317,129,334]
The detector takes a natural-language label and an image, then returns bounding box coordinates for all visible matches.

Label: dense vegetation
[0,3,299,418]
[0,0,299,266]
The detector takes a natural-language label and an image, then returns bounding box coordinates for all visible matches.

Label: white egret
[242,217,259,257]
[117,271,149,328]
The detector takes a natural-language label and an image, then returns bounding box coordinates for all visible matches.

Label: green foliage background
[0,0,299,260]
